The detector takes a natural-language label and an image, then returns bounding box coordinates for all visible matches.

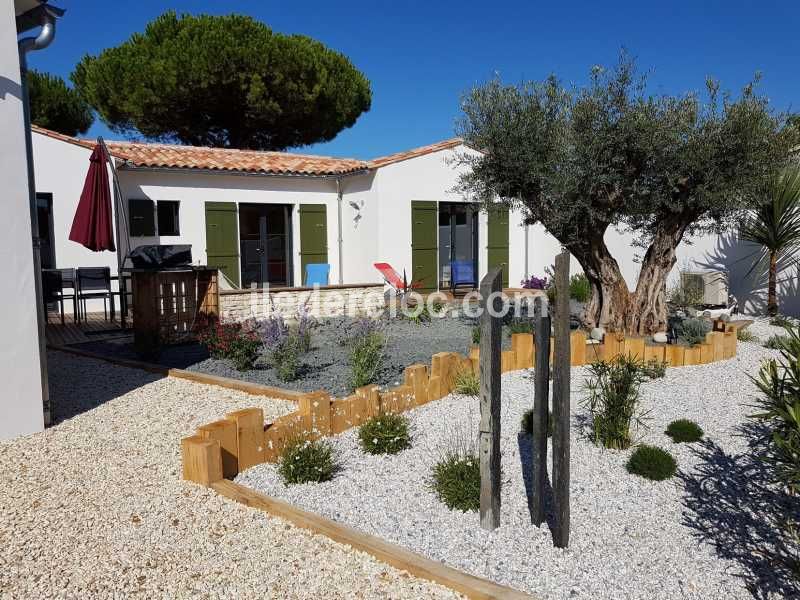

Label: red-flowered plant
[196,316,261,371]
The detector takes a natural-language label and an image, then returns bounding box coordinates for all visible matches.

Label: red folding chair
[373,262,424,294]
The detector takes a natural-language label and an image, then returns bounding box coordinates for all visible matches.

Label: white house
[31,124,800,321]
[1,0,66,441]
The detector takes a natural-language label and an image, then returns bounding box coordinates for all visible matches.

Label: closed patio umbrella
[69,143,115,252]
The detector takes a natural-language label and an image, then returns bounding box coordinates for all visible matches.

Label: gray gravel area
[0,350,462,599]
[77,315,510,397]
[237,317,799,599]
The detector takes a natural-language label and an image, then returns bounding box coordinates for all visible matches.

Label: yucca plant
[750,322,800,493]
[739,164,800,317]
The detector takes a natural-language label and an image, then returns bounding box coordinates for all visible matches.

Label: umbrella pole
[98,137,128,330]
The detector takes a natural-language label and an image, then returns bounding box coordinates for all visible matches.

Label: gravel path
[237,316,800,599]
[0,350,462,599]
[77,315,511,397]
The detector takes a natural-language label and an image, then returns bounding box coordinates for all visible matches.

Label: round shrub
[358,413,411,455]
[278,438,339,485]
[521,408,553,437]
[626,445,677,481]
[430,452,480,512]
[665,419,704,443]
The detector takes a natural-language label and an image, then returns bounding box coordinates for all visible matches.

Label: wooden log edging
[211,479,534,600]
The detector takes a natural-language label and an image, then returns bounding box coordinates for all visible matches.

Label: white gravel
[237,316,799,600]
[0,350,463,599]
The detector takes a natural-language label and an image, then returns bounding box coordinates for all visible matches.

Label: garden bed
[74,315,510,397]
[234,318,798,599]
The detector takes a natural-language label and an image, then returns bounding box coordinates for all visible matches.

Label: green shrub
[751,322,800,493]
[228,335,261,371]
[737,328,759,343]
[583,355,648,449]
[678,318,711,346]
[569,273,591,303]
[453,367,480,396]
[271,334,302,382]
[506,317,534,337]
[765,334,790,350]
[430,451,480,512]
[348,331,386,390]
[626,445,677,481]
[642,358,668,379]
[471,326,481,345]
[665,419,704,443]
[520,408,552,437]
[277,438,340,485]
[358,413,411,455]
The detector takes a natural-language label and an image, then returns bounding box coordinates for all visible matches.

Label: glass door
[239,204,292,288]
[438,203,478,290]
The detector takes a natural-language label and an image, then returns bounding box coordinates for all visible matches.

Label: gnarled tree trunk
[567,213,692,336]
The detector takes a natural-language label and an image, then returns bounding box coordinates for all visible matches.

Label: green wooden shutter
[487,206,509,287]
[205,202,240,287]
[129,199,155,237]
[299,204,328,282]
[411,201,438,293]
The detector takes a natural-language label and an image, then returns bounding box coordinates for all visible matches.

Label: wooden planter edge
[211,479,534,600]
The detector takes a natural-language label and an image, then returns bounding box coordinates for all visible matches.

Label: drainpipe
[19,6,61,428]
[336,177,344,285]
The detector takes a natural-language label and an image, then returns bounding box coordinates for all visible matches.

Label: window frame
[156,200,180,236]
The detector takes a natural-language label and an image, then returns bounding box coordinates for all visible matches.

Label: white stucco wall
[0,3,44,440]
[117,169,354,287]
[371,146,489,288]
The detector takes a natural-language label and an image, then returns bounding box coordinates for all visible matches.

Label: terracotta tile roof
[31,125,467,176]
[103,141,368,176]
[368,138,464,168]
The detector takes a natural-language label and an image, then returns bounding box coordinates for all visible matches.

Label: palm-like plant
[739,164,800,316]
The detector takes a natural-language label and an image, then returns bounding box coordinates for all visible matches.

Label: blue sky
[27,0,800,159]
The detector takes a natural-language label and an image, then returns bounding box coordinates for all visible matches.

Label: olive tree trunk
[568,214,691,336]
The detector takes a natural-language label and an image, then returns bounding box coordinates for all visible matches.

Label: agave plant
[739,164,800,317]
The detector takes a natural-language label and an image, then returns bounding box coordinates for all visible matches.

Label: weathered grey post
[531,295,550,526]
[551,249,571,548]
[479,266,502,530]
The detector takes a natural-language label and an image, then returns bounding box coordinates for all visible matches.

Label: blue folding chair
[305,263,330,286]
[450,260,476,292]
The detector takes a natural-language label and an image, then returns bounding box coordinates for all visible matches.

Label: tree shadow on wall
[677,424,800,599]
[694,232,800,317]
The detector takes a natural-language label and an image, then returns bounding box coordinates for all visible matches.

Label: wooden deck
[45,311,130,346]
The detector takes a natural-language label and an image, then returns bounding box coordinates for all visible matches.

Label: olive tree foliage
[71,11,371,151]
[455,54,797,335]
[27,70,93,136]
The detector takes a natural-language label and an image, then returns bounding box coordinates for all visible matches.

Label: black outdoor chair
[77,267,115,322]
[42,269,69,325]
[56,268,78,322]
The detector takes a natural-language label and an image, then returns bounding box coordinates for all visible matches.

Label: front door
[239,204,293,288]
[438,202,478,289]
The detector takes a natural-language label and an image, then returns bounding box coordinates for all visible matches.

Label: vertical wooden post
[225,408,266,471]
[531,296,550,526]
[479,266,502,531]
[181,435,223,486]
[197,419,238,479]
[551,250,571,548]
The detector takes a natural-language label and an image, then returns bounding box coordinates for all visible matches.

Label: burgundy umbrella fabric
[68,143,115,252]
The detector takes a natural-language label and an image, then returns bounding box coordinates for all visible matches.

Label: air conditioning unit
[681,271,728,306]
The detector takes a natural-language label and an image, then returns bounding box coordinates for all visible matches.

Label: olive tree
[456,54,796,335]
[72,11,371,151]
